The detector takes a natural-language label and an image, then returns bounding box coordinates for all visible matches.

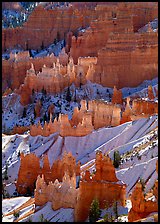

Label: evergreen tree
[113,150,121,168]
[89,198,101,222]
[140,178,145,191]
[34,108,36,119]
[113,201,118,219]
[66,86,71,102]
[22,108,27,118]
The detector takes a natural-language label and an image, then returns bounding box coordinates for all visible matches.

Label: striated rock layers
[16,151,80,195]
[91,30,158,89]
[74,151,126,221]
[69,2,158,64]
[2,4,99,52]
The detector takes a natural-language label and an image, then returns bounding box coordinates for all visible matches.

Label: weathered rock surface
[16,151,80,195]
[74,151,126,221]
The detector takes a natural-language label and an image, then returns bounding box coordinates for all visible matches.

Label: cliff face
[92,30,158,89]
[2,52,59,93]
[69,2,158,64]
[74,152,126,221]
[16,152,80,195]
[128,181,158,222]
[2,4,98,52]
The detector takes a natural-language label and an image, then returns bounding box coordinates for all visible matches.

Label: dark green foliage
[113,201,118,219]
[89,198,101,222]
[17,151,21,157]
[140,178,145,191]
[22,107,27,118]
[113,151,121,168]
[4,163,8,180]
[66,86,71,102]
[13,210,19,218]
[34,108,36,119]
[39,214,50,222]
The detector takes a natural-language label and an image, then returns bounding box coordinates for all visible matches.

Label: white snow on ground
[116,157,157,195]
[2,197,31,215]
[20,202,74,222]
[2,77,158,133]
[2,115,158,199]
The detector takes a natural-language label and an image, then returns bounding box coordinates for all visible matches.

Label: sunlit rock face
[34,172,78,209]
[74,152,126,222]
[128,160,158,222]
[16,152,80,195]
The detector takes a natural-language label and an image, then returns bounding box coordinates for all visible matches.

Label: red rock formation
[16,152,80,195]
[11,126,30,135]
[128,181,158,222]
[2,4,99,52]
[74,151,126,221]
[16,153,41,194]
[69,2,158,64]
[18,56,97,105]
[132,99,158,117]
[34,172,77,209]
[120,98,132,124]
[148,85,155,100]
[92,30,158,89]
[111,86,123,105]
[2,52,58,93]
[30,99,121,137]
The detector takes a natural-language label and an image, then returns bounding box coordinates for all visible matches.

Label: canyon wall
[2,4,99,52]
[2,52,63,92]
[91,30,158,89]
[74,151,126,221]
[128,181,158,222]
[16,151,80,195]
[69,2,158,64]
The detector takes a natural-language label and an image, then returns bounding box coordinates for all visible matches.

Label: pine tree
[66,86,71,102]
[113,150,121,168]
[113,201,118,219]
[89,198,101,222]
[22,108,27,118]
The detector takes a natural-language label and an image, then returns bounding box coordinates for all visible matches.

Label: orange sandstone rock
[128,179,158,222]
[74,152,126,221]
[16,152,80,195]
[111,86,123,105]
[148,85,155,100]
